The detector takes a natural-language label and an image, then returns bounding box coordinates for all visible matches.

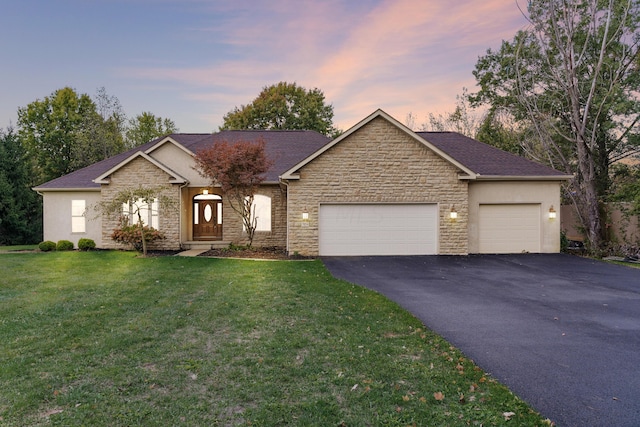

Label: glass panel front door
[193,196,222,240]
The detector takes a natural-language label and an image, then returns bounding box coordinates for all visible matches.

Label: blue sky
[1,0,529,133]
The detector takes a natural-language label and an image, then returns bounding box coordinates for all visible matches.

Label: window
[71,200,86,233]
[250,195,272,232]
[123,198,159,229]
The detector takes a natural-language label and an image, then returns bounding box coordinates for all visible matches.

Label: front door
[193,195,222,240]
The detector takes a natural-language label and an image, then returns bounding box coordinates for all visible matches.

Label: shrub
[78,238,96,251]
[38,241,56,252]
[56,240,74,251]
[560,230,569,253]
[111,224,165,252]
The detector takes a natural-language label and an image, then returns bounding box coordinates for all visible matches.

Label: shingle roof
[33,126,569,192]
[417,131,568,178]
[206,131,332,182]
[34,130,332,190]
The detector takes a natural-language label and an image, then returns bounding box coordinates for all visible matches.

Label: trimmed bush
[111,224,165,252]
[38,241,56,252]
[78,238,96,251]
[56,240,74,251]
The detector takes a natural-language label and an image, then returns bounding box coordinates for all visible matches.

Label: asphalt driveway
[322,254,640,427]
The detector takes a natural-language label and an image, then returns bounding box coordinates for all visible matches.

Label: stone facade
[285,117,469,256]
[101,156,181,250]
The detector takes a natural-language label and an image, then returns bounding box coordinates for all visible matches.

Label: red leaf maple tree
[194,138,272,246]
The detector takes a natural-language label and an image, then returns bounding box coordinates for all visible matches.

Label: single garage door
[319,204,438,256]
[478,204,541,253]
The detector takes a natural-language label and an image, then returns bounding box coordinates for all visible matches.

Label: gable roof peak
[280,109,477,180]
[93,151,187,185]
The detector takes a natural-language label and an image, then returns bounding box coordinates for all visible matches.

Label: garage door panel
[319,204,437,256]
[478,204,541,253]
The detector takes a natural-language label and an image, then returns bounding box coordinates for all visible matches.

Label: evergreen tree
[0,127,42,244]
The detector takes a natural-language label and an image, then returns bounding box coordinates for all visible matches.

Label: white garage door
[319,204,438,256]
[478,204,541,253]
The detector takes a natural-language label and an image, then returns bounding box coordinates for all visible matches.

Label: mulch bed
[198,246,313,260]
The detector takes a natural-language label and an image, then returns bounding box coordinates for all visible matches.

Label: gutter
[471,174,574,181]
[32,187,102,192]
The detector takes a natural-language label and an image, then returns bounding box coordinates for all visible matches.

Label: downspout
[179,182,189,249]
[278,177,290,254]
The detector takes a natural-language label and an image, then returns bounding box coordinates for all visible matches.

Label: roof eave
[280,172,300,180]
[457,174,476,180]
[473,174,574,181]
[145,136,196,157]
[33,187,101,192]
[92,151,188,185]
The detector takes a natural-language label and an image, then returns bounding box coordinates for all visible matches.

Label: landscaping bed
[199,245,312,260]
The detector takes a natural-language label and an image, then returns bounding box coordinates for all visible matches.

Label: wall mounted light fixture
[202,189,209,195]
[548,205,557,219]
[449,206,458,220]
[302,211,309,220]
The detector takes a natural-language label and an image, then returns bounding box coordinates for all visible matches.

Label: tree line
[0,86,178,245]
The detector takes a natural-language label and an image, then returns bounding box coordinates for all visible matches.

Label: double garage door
[318,204,438,256]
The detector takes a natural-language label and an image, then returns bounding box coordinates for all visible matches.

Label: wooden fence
[561,204,640,243]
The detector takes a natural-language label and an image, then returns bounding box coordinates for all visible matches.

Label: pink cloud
[117,0,528,131]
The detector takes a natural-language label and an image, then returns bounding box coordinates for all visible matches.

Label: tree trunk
[575,139,602,250]
[137,211,147,257]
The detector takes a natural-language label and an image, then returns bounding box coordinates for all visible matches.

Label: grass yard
[0,251,550,426]
[0,245,38,252]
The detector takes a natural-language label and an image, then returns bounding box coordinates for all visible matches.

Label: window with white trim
[71,200,86,233]
[122,198,159,229]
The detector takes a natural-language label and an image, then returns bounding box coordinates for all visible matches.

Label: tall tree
[126,112,177,148]
[420,89,482,137]
[469,0,640,250]
[17,87,98,184]
[221,82,341,138]
[0,127,42,244]
[194,139,272,247]
[78,87,127,163]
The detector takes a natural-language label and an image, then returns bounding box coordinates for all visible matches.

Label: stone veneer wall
[101,156,181,250]
[218,184,287,247]
[286,117,469,256]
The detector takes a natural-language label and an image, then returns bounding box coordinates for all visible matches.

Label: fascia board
[92,151,187,184]
[474,174,574,181]
[32,187,101,192]
[145,136,195,157]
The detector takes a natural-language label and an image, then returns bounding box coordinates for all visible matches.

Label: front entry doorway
[193,193,222,240]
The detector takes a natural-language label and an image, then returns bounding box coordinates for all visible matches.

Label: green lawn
[0,245,38,252]
[0,251,550,426]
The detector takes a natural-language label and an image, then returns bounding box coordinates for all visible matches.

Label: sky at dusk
[1,0,530,134]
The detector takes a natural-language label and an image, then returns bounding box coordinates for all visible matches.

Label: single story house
[34,109,572,256]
